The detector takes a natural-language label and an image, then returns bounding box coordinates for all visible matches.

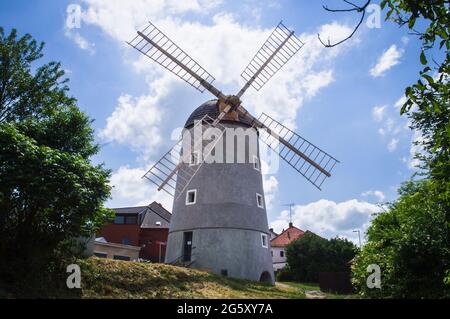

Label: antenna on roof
[283,203,296,225]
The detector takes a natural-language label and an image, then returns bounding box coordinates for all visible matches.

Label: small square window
[261,234,268,248]
[114,215,125,224]
[253,156,260,171]
[280,250,284,258]
[125,215,137,224]
[256,193,264,209]
[186,189,197,205]
[190,151,200,166]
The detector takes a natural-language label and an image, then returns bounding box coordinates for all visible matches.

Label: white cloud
[370,44,404,77]
[394,95,407,109]
[64,30,96,54]
[387,138,399,152]
[263,175,279,209]
[407,130,425,170]
[99,94,165,159]
[361,190,385,202]
[109,165,173,209]
[372,105,387,122]
[270,199,381,244]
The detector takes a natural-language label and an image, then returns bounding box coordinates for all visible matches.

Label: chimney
[269,228,274,233]
[289,222,293,228]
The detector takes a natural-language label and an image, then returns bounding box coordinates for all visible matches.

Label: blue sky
[0,0,425,243]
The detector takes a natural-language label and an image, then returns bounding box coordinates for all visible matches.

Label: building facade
[98,202,171,262]
[270,222,305,271]
[165,100,275,284]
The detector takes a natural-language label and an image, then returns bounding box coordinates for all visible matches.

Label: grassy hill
[1,258,357,299]
[13,257,305,299]
[74,258,305,299]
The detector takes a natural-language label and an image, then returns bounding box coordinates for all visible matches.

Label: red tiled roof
[270,224,305,247]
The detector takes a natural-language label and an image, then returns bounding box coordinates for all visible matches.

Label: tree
[285,232,357,282]
[352,180,450,298]
[319,0,450,298]
[0,27,113,283]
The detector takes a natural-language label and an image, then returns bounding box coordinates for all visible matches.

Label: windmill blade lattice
[239,21,304,95]
[143,115,226,197]
[128,22,216,93]
[257,113,339,190]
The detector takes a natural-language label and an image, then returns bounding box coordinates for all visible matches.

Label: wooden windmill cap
[184,99,253,129]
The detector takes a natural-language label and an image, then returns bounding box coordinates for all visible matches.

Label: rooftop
[184,99,253,128]
[270,222,305,247]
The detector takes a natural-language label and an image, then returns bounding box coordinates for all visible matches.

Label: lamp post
[353,230,362,248]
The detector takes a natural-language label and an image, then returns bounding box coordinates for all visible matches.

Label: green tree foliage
[285,232,357,282]
[0,27,113,283]
[381,0,449,194]
[350,0,450,299]
[352,180,450,298]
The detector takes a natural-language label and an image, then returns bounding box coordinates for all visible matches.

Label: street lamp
[353,230,362,248]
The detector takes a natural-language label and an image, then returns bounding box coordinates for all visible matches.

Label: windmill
[127,21,339,284]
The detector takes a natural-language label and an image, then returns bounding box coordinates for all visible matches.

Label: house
[96,201,171,262]
[94,237,141,261]
[268,228,279,240]
[270,222,305,271]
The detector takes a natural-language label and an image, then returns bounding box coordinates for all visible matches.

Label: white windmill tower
[127,21,339,284]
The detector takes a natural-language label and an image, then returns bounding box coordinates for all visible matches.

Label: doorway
[259,271,272,284]
[182,231,193,262]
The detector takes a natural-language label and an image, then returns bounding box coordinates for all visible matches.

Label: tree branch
[318,0,372,48]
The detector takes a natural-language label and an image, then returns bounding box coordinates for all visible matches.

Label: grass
[2,258,360,299]
[79,258,308,299]
[42,257,306,299]
[280,281,359,299]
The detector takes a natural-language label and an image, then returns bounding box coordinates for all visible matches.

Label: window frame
[253,155,260,171]
[186,189,197,206]
[256,193,264,209]
[190,151,200,166]
[261,233,268,248]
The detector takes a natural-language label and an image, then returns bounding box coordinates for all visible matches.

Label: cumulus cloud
[407,130,425,170]
[361,190,385,202]
[109,165,173,209]
[387,138,399,152]
[370,44,404,77]
[270,199,381,244]
[99,94,165,159]
[372,105,387,122]
[263,175,279,209]
[64,30,96,54]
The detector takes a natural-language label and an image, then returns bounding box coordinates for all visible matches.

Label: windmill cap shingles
[184,99,253,128]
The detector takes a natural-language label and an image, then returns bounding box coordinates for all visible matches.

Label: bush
[285,232,357,282]
[351,180,450,298]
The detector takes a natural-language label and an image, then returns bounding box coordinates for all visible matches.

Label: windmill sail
[128,22,224,98]
[237,21,304,98]
[143,115,226,197]
[257,112,339,190]
[236,106,338,190]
